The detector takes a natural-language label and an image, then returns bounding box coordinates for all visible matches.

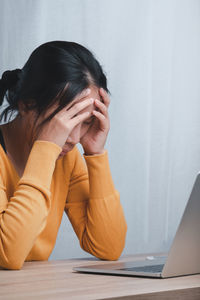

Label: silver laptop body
[73,172,200,278]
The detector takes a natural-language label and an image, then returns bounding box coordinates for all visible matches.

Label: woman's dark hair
[0,40,110,134]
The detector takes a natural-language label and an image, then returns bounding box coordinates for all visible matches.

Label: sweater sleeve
[0,140,62,270]
[64,147,127,261]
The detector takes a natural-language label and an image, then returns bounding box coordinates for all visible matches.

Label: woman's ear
[17,100,27,116]
[18,100,37,116]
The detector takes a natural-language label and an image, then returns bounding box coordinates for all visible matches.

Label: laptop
[73,172,200,278]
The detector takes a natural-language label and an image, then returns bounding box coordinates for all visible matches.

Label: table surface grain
[0,252,200,300]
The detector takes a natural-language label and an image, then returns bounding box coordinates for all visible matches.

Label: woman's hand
[80,88,110,155]
[35,89,93,149]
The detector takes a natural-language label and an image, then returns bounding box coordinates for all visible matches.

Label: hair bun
[0,68,22,91]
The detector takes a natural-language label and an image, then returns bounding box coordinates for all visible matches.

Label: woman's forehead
[47,87,101,117]
[75,86,100,103]
[68,87,100,109]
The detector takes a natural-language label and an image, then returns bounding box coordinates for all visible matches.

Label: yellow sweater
[0,140,127,270]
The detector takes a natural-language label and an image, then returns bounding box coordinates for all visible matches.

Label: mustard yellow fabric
[0,140,127,270]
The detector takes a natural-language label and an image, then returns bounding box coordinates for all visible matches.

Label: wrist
[84,149,105,156]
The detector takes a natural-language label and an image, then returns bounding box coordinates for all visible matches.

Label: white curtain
[0,0,200,259]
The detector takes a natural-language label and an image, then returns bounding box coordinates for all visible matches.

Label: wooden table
[0,253,200,299]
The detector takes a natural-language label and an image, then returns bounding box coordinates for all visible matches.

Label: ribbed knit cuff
[83,150,115,198]
[19,140,62,190]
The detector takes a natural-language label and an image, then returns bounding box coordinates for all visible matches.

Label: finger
[41,88,91,120]
[76,88,91,101]
[94,99,108,118]
[99,88,110,107]
[92,110,108,130]
[66,98,94,119]
[60,88,91,113]
[69,111,92,128]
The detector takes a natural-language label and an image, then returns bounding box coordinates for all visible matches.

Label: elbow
[99,253,121,261]
[0,256,24,270]
[1,261,23,270]
[99,224,128,261]
[98,244,125,261]
[81,216,128,262]
[88,233,127,262]
[81,237,125,262]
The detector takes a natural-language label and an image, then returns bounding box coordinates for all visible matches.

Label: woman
[0,41,127,270]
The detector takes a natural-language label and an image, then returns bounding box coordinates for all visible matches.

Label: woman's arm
[64,146,127,260]
[0,140,61,270]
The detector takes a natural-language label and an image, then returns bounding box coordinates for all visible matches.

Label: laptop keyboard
[119,264,164,273]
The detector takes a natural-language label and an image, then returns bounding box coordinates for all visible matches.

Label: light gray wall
[0,0,200,260]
